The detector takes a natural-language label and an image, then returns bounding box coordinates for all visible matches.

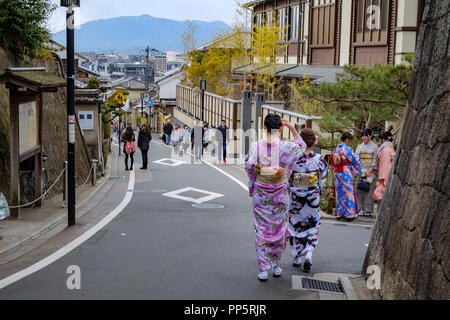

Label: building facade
[246,0,425,66]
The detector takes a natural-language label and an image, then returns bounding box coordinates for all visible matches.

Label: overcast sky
[48,0,239,33]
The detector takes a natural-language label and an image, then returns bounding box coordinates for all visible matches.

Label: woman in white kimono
[288,128,328,272]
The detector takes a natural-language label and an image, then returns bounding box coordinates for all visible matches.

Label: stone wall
[363,0,449,300]
[0,47,92,202]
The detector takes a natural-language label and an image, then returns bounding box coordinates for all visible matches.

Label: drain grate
[192,203,225,209]
[302,278,343,293]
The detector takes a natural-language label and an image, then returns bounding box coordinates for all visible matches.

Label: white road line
[0,170,136,290]
[201,160,249,192]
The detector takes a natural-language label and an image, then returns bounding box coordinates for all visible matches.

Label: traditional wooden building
[245,0,425,67]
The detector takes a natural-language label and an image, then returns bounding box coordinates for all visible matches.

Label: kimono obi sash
[255,164,287,185]
[291,172,319,188]
[360,153,373,164]
[331,151,350,173]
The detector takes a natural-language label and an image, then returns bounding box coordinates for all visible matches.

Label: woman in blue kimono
[332,132,361,221]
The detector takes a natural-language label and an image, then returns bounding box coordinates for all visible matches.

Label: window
[278,8,287,41]
[254,13,263,28]
[355,0,389,44]
[311,1,336,47]
[78,111,94,131]
[267,10,273,26]
[289,5,299,41]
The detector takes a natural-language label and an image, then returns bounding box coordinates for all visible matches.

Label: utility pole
[141,92,145,126]
[61,0,80,227]
[144,46,150,99]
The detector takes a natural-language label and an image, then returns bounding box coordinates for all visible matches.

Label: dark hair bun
[341,132,353,142]
[380,130,393,141]
[264,114,283,131]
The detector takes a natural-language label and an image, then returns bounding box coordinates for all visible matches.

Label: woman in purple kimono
[289,128,328,272]
[245,114,306,281]
[331,132,362,221]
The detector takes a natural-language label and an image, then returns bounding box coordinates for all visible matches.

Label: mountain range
[52,14,230,54]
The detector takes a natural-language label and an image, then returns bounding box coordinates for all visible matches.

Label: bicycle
[19,155,49,208]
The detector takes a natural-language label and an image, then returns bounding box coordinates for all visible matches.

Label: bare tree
[181,19,198,55]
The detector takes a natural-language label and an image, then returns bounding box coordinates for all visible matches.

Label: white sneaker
[272,265,282,277]
[257,271,268,282]
[293,256,302,267]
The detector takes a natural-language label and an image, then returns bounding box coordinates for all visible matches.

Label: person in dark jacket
[122,126,135,171]
[138,123,152,170]
[216,120,228,163]
[163,121,173,145]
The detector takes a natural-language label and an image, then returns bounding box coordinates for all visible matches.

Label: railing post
[91,159,98,186]
[241,91,252,156]
[254,93,266,141]
[63,160,68,208]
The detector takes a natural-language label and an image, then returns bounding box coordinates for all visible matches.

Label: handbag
[357,179,370,193]
[373,180,386,201]
[125,141,136,154]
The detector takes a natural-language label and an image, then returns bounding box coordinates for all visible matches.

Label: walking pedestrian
[138,123,152,170]
[163,121,173,145]
[171,125,182,151]
[216,120,228,164]
[289,128,328,273]
[181,125,191,153]
[191,121,205,162]
[331,132,362,221]
[355,129,378,217]
[122,126,136,171]
[371,130,396,202]
[203,123,211,153]
[245,114,306,282]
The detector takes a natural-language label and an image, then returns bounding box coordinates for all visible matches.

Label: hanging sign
[68,115,76,144]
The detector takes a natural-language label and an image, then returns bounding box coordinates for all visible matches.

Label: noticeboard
[19,101,39,155]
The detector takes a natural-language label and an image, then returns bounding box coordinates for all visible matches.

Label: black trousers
[141,149,149,168]
[125,152,134,169]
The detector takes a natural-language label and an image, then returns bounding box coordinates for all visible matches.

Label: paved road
[0,138,371,299]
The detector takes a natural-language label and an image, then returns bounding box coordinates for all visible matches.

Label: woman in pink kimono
[370,131,396,201]
[245,114,306,281]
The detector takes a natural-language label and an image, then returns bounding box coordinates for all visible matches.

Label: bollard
[63,161,68,208]
[91,159,98,187]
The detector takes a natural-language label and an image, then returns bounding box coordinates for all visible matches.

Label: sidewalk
[0,148,118,260]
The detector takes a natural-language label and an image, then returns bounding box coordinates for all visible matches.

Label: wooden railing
[260,104,322,141]
[176,85,241,130]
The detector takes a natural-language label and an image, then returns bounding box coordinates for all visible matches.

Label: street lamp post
[61,0,80,227]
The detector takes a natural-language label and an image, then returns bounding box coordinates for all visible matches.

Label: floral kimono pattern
[289,152,328,260]
[245,136,306,272]
[332,144,361,218]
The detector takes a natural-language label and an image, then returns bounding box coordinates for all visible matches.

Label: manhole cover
[134,189,168,193]
[302,278,343,293]
[192,203,225,209]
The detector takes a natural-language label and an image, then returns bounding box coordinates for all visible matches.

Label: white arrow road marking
[0,170,136,290]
